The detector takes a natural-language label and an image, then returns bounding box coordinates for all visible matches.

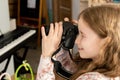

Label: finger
[41,26,46,38]
[72,20,78,25]
[64,17,69,21]
[49,23,54,35]
[58,22,63,38]
[54,22,59,36]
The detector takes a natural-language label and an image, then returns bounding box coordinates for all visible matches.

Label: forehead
[78,18,89,30]
[78,18,97,36]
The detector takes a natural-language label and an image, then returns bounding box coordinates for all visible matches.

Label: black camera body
[44,21,78,50]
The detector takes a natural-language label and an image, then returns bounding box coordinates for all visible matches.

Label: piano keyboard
[0,30,36,56]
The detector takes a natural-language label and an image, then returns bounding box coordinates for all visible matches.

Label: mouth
[78,48,83,51]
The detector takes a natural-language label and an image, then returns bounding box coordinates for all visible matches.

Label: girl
[36,5,120,80]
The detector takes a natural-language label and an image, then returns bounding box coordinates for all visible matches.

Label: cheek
[83,37,102,50]
[80,39,102,58]
[82,40,93,52]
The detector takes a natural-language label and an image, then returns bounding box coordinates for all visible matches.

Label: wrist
[41,53,52,58]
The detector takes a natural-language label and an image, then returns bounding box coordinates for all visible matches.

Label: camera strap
[51,47,73,79]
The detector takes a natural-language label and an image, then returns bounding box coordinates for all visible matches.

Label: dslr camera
[44,22,78,79]
[44,21,78,50]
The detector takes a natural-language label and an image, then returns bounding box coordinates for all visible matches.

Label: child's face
[75,18,106,60]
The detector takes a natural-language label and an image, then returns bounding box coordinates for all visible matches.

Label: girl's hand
[64,17,78,25]
[41,22,63,57]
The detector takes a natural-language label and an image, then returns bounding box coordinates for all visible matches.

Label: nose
[75,34,81,45]
[75,36,79,45]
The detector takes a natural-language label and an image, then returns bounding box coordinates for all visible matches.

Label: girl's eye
[79,32,86,38]
[79,31,82,35]
[81,34,86,38]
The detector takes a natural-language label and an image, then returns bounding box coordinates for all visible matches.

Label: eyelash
[81,34,85,38]
[79,31,85,38]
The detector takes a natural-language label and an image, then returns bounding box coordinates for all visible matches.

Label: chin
[80,54,89,59]
[80,55,86,59]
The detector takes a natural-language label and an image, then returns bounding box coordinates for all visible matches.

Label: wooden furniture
[9,0,18,18]
[80,0,120,13]
[17,0,49,46]
[52,0,72,22]
[88,0,120,7]
[80,0,88,13]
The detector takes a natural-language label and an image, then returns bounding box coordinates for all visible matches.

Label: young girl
[36,5,120,80]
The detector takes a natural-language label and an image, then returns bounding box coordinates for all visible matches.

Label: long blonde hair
[71,5,120,79]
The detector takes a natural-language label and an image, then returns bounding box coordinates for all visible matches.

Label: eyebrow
[79,30,86,36]
[79,30,83,34]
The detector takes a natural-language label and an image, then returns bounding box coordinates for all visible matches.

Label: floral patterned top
[36,55,55,80]
[36,49,120,80]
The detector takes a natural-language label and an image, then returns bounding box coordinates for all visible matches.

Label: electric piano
[0,27,36,63]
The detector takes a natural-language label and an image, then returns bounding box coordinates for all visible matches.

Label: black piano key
[0,27,30,49]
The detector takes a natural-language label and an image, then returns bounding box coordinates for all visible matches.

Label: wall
[0,0,10,34]
[72,0,80,20]
[0,0,14,76]
[9,0,17,18]
[72,0,88,20]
